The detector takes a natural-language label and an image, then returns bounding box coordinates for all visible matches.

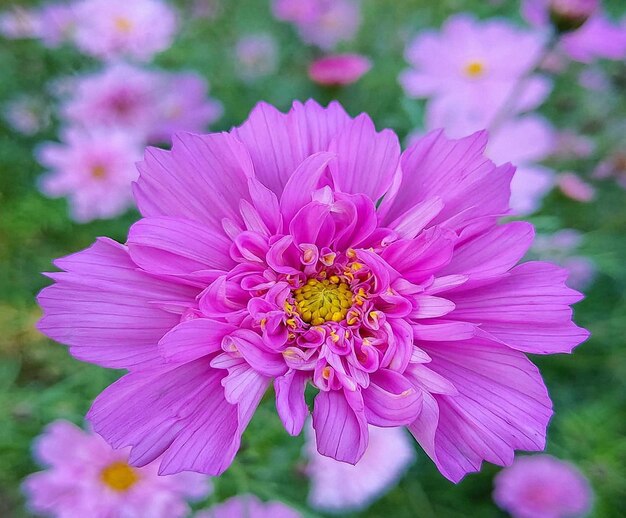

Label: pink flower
[3,96,50,136]
[0,7,40,39]
[557,172,596,202]
[72,0,178,61]
[37,100,588,483]
[197,494,300,518]
[549,0,599,31]
[305,423,414,512]
[493,455,593,518]
[36,3,77,47]
[37,127,142,222]
[234,33,279,81]
[22,420,211,518]
[309,54,371,86]
[400,14,551,125]
[272,0,361,50]
[61,63,222,144]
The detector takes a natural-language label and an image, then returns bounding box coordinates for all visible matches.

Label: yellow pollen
[91,164,107,180]
[464,60,486,78]
[114,16,133,33]
[294,278,353,325]
[322,366,332,379]
[100,461,139,492]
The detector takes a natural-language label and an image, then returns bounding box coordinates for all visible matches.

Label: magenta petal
[362,369,423,426]
[280,152,336,221]
[158,319,237,363]
[275,369,310,436]
[312,389,369,464]
[87,359,243,476]
[134,132,254,231]
[224,329,288,377]
[411,336,553,483]
[37,238,197,370]
[449,262,589,354]
[127,216,234,276]
[328,113,401,202]
[387,196,444,239]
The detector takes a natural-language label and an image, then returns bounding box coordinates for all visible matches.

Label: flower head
[37,127,142,222]
[72,0,178,61]
[23,420,211,518]
[61,63,222,144]
[400,14,550,126]
[308,54,372,86]
[305,423,414,512]
[234,33,279,81]
[196,494,301,518]
[38,100,588,483]
[272,0,361,50]
[493,455,593,518]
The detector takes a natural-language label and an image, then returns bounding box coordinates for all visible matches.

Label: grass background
[0,0,625,516]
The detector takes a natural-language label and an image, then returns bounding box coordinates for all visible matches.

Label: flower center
[464,60,486,78]
[114,16,133,33]
[91,164,107,180]
[100,461,139,492]
[294,277,353,325]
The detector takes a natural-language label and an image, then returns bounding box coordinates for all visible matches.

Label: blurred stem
[488,31,560,133]
[403,478,437,518]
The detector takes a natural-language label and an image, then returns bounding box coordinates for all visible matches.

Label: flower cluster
[38,100,588,484]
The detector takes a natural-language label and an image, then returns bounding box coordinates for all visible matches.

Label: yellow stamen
[322,366,332,380]
[100,461,138,492]
[464,60,486,78]
[114,16,133,33]
[91,164,107,180]
[294,278,353,325]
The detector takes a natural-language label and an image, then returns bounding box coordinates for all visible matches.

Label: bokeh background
[1,0,625,516]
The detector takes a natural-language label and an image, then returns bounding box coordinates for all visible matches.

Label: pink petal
[158,318,237,364]
[362,369,423,426]
[410,336,553,483]
[328,113,401,202]
[134,132,254,232]
[312,389,368,464]
[449,262,589,354]
[275,369,310,436]
[37,238,197,370]
[127,216,234,276]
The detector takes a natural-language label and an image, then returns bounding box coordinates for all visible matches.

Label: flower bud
[549,0,599,32]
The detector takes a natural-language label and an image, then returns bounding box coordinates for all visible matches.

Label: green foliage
[0,0,625,516]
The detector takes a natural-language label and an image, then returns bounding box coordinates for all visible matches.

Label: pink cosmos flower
[37,127,142,222]
[72,0,178,61]
[272,0,361,50]
[493,455,593,518]
[3,96,50,136]
[309,54,372,86]
[196,494,300,518]
[234,33,279,81]
[400,14,551,126]
[36,3,77,47]
[23,420,211,518]
[522,1,626,62]
[305,423,414,512]
[61,63,222,144]
[37,100,588,483]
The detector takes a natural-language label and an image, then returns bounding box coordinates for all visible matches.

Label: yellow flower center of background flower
[91,164,107,180]
[464,60,486,78]
[114,16,133,33]
[294,278,353,325]
[100,461,139,492]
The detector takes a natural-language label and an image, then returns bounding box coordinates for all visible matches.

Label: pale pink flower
[400,14,551,126]
[557,172,596,202]
[593,151,626,189]
[23,420,211,518]
[36,3,77,47]
[61,63,222,144]
[305,423,415,512]
[3,96,50,136]
[234,33,279,81]
[0,7,40,39]
[272,0,361,50]
[309,54,371,86]
[493,455,593,518]
[37,127,142,222]
[554,131,595,159]
[196,494,300,518]
[72,0,178,61]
